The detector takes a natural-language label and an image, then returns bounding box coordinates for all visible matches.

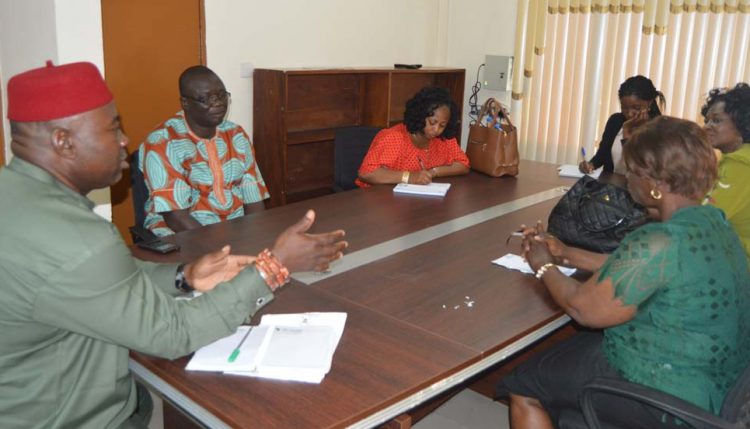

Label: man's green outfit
[0,158,273,428]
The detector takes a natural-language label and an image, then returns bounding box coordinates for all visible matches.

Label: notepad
[557,164,602,179]
[186,312,347,383]
[393,182,451,197]
[492,253,577,276]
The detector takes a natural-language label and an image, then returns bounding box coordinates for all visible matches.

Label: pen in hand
[579,147,594,173]
[228,326,253,362]
[418,156,427,171]
[506,230,525,246]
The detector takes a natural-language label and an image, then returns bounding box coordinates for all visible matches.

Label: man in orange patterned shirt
[139,66,269,236]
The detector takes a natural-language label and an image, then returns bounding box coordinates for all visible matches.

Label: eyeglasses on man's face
[182,90,231,106]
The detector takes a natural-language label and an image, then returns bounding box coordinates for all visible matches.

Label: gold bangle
[535,262,556,279]
[401,171,410,183]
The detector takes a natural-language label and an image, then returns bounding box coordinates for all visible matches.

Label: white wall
[54,0,104,69]
[205,0,445,137]
[204,0,518,145]
[0,0,59,162]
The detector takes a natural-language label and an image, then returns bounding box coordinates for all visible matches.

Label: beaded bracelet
[535,262,556,279]
[255,248,290,290]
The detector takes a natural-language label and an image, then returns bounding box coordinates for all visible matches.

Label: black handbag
[547,176,650,253]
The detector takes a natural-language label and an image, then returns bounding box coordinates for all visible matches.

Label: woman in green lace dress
[497,116,750,428]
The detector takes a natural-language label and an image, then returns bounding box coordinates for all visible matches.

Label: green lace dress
[599,204,750,414]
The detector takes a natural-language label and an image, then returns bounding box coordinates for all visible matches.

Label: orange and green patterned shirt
[139,112,269,236]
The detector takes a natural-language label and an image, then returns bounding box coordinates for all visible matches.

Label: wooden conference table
[130,160,580,428]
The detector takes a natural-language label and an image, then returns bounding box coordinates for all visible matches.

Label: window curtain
[510,0,750,164]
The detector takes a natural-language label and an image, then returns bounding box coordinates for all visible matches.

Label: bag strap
[477,98,516,131]
[572,179,631,233]
[476,98,499,126]
[498,104,515,130]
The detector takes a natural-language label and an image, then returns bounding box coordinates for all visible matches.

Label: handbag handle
[475,98,497,125]
[476,98,515,130]
[499,104,515,130]
[573,179,630,233]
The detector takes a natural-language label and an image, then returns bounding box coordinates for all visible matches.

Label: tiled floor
[413,389,510,429]
[148,388,509,429]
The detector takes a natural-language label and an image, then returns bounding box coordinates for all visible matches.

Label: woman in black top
[579,75,665,173]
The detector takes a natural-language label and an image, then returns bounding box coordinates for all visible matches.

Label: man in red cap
[0,62,346,428]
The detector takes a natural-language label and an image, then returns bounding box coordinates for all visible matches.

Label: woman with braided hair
[580,75,666,174]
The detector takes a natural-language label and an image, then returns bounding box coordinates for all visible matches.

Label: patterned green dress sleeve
[597,206,750,414]
[598,225,675,306]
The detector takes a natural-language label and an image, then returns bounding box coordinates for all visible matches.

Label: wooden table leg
[163,400,204,429]
[378,413,412,429]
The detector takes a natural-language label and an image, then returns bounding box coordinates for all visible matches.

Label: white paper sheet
[557,164,602,179]
[491,253,577,276]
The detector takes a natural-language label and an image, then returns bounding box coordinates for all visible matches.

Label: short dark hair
[618,75,665,118]
[624,116,717,199]
[700,82,750,142]
[403,86,459,140]
[178,65,220,96]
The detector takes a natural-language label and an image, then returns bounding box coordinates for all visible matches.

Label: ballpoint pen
[228,326,253,362]
[580,147,586,160]
[505,230,525,246]
[417,156,427,171]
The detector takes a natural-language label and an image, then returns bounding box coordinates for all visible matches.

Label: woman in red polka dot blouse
[356,86,470,187]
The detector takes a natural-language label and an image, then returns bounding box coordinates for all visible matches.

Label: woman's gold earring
[650,189,662,200]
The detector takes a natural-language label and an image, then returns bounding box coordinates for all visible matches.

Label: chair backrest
[130,148,150,235]
[333,126,381,192]
[721,359,750,424]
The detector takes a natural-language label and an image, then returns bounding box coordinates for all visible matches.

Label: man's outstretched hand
[185,245,256,292]
[272,210,347,272]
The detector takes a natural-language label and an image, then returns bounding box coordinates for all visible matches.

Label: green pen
[228,326,253,363]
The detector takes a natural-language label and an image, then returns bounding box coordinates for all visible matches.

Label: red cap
[7,61,113,122]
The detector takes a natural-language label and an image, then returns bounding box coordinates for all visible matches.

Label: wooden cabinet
[253,68,465,206]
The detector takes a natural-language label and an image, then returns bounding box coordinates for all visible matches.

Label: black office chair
[128,149,156,243]
[333,126,381,192]
[557,361,750,429]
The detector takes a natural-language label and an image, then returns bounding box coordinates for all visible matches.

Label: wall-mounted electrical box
[483,55,513,91]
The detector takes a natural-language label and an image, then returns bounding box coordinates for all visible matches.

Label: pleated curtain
[511,0,750,164]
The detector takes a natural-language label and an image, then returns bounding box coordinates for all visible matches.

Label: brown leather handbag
[466,98,519,177]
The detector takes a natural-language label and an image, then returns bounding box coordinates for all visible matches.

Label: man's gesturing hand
[271,210,347,273]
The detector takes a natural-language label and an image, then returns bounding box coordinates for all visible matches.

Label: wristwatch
[175,263,194,293]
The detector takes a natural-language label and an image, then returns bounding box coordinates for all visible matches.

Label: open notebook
[186,312,347,383]
[393,182,451,197]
